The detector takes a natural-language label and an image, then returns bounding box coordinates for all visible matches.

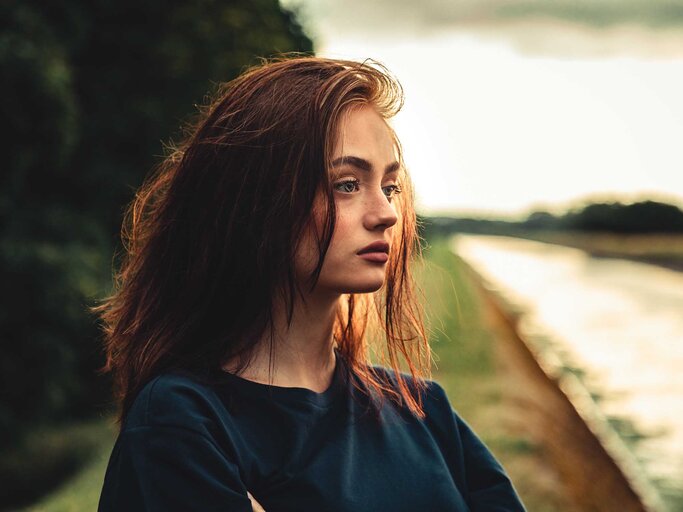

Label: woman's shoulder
[370,364,448,394]
[370,365,487,452]
[123,370,227,436]
[369,364,455,415]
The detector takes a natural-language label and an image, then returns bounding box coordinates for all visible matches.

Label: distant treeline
[421,200,683,238]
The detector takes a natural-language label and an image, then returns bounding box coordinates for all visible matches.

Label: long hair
[93,55,431,427]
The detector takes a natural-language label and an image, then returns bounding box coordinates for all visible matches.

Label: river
[452,234,683,510]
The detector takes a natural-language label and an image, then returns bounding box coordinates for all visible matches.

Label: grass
[15,418,116,512]
[21,235,575,511]
[417,237,578,511]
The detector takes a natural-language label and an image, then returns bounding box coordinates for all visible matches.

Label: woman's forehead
[331,105,400,166]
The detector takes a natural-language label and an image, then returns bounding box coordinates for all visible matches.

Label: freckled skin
[295,105,401,296]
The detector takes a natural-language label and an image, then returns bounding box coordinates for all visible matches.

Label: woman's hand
[248,491,266,512]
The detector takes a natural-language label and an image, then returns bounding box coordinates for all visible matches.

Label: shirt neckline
[214,348,347,408]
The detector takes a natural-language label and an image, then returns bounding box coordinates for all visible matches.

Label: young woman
[96,55,526,511]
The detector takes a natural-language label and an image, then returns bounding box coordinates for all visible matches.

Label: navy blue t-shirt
[99,351,526,511]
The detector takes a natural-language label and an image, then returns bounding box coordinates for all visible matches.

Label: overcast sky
[284,0,683,218]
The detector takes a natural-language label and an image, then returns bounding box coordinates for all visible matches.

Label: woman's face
[296,104,401,296]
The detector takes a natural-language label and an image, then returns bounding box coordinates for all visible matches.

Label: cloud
[285,0,683,58]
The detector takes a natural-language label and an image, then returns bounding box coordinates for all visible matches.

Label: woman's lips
[357,241,390,263]
[358,252,389,263]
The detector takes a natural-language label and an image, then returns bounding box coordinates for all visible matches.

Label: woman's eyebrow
[331,155,400,175]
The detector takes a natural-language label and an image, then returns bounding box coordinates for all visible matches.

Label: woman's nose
[363,190,398,231]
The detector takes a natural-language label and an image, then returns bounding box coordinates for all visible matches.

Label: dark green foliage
[562,200,683,233]
[0,0,312,458]
[418,215,523,238]
[421,200,683,236]
[523,210,558,230]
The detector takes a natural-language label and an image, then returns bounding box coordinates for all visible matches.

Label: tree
[0,0,313,448]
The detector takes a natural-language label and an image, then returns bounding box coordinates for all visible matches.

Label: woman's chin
[341,278,386,294]
[315,268,388,295]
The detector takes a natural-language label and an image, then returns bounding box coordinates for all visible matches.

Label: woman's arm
[423,379,526,511]
[98,424,254,512]
[452,410,527,512]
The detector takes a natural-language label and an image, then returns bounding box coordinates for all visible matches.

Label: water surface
[452,234,683,508]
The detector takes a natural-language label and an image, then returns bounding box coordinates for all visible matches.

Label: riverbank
[446,234,677,511]
[451,235,683,510]
[458,262,655,511]
[509,230,683,272]
[417,239,579,510]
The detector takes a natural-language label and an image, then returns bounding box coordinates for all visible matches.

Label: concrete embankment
[457,255,665,512]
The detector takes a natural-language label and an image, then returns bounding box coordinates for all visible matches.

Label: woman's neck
[223,290,340,392]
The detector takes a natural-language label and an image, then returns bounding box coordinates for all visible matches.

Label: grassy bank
[417,237,578,511]
[16,419,116,512]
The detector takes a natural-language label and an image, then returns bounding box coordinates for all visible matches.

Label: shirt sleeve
[453,410,527,512]
[98,424,253,512]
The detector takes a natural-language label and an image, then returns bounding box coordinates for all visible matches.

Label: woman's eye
[333,180,360,193]
[382,184,402,198]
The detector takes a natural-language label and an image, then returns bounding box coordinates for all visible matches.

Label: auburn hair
[93,55,431,427]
